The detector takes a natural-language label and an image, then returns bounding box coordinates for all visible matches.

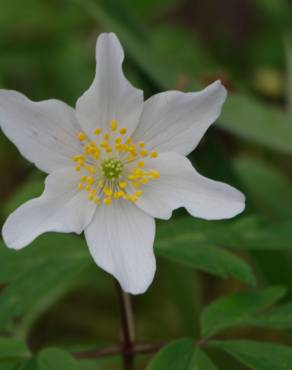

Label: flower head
[0,33,245,294]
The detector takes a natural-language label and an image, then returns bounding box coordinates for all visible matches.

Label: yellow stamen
[111,119,118,131]
[119,181,127,189]
[104,187,112,196]
[119,128,127,135]
[104,197,112,205]
[77,132,86,141]
[140,150,148,157]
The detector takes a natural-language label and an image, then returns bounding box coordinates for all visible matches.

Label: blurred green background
[1,0,292,369]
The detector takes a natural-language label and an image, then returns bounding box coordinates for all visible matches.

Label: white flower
[0,33,245,294]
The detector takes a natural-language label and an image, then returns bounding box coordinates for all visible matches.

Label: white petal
[2,168,96,249]
[76,33,143,137]
[85,201,156,295]
[132,81,227,156]
[0,90,82,173]
[136,152,245,220]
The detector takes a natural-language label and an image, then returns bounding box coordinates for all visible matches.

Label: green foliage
[146,339,196,370]
[201,286,286,337]
[210,340,292,370]
[37,348,80,370]
[0,338,29,359]
[220,93,292,155]
[156,236,256,286]
[233,157,292,220]
[193,348,218,370]
[285,33,292,117]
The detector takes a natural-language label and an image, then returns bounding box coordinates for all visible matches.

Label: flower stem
[116,281,135,370]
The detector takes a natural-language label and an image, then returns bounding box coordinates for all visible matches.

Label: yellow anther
[140,150,148,157]
[114,191,124,199]
[77,132,87,141]
[104,133,109,140]
[128,194,138,202]
[115,144,123,152]
[106,147,113,153]
[141,177,149,184]
[81,176,87,183]
[88,193,95,201]
[115,137,122,144]
[150,170,160,179]
[94,128,102,135]
[138,141,145,148]
[104,187,112,196]
[150,151,158,158]
[101,141,108,148]
[132,182,142,188]
[75,165,81,171]
[128,175,135,180]
[98,180,104,188]
[104,197,112,205]
[126,154,136,162]
[119,128,127,135]
[85,165,96,174]
[135,190,143,197]
[111,119,118,131]
[85,185,91,191]
[126,137,132,144]
[137,161,145,168]
[128,146,137,155]
[78,183,84,191]
[94,198,100,205]
[77,156,85,164]
[87,176,94,185]
[119,181,127,189]
[94,153,100,160]
[132,168,142,175]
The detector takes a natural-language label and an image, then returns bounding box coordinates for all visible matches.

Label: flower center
[101,158,124,180]
[72,120,160,206]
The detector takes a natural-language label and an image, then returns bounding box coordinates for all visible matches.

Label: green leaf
[201,286,286,337]
[37,348,79,370]
[156,233,256,285]
[0,338,30,359]
[4,173,44,216]
[233,157,292,220]
[0,253,87,331]
[20,359,38,370]
[245,302,292,329]
[0,360,23,370]
[0,233,88,283]
[285,33,292,117]
[193,348,218,370]
[146,339,195,370]
[157,216,292,252]
[210,340,292,370]
[255,0,291,25]
[219,93,292,155]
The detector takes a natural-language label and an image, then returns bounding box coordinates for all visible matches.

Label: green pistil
[101,158,124,180]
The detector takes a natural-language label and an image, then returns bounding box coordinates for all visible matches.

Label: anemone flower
[0,33,245,294]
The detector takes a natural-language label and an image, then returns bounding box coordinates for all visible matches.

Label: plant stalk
[116,281,135,370]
